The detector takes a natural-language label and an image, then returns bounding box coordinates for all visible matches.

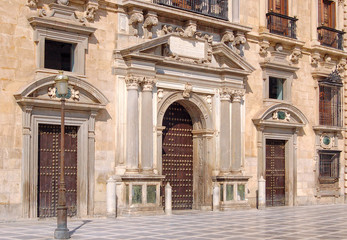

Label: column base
[54,228,70,239]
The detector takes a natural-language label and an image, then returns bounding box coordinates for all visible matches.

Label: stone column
[311,0,318,44]
[258,176,266,209]
[220,88,231,174]
[106,177,117,217]
[141,77,156,173]
[231,90,244,172]
[125,75,141,173]
[165,182,172,215]
[212,183,220,211]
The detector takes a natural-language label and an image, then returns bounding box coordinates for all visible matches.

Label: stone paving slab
[1,204,347,239]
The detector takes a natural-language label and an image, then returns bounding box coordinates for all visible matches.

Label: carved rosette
[220,87,231,101]
[183,83,193,98]
[129,9,144,37]
[125,75,142,90]
[143,12,158,39]
[231,89,245,102]
[142,77,156,92]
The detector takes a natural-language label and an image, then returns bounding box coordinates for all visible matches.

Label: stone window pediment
[28,3,96,75]
[253,103,308,129]
[14,75,109,111]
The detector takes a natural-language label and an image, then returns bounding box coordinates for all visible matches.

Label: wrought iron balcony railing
[317,25,345,50]
[266,11,298,39]
[153,0,228,20]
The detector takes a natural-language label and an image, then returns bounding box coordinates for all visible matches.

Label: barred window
[319,150,340,183]
[319,85,341,126]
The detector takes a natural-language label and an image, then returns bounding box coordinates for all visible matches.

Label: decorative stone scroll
[143,12,158,39]
[259,40,270,57]
[337,59,346,73]
[221,30,234,47]
[233,31,247,57]
[129,9,143,37]
[84,4,98,22]
[311,52,321,67]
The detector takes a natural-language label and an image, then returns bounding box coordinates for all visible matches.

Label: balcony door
[268,0,288,35]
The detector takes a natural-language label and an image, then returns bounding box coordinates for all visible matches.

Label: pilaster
[231,90,244,173]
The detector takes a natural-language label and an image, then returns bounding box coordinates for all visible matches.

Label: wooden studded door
[162,102,193,210]
[38,124,78,218]
[265,139,286,207]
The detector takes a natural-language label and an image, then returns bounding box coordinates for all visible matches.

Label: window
[44,40,75,72]
[318,150,340,183]
[318,0,336,28]
[268,0,287,15]
[269,77,284,100]
[319,85,341,126]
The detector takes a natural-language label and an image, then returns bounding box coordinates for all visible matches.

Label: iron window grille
[318,150,340,184]
[153,0,228,20]
[319,85,342,127]
[266,11,298,39]
[317,25,345,50]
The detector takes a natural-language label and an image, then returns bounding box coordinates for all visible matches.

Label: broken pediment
[253,103,308,129]
[14,75,108,111]
[119,34,255,76]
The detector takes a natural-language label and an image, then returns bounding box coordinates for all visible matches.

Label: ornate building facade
[0,0,346,219]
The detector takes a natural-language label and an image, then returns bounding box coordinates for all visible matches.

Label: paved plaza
[1,204,347,240]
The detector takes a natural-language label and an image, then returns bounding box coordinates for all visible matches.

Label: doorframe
[31,111,90,218]
[156,92,214,209]
[261,129,296,206]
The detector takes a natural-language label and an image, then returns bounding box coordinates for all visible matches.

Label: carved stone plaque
[169,36,205,59]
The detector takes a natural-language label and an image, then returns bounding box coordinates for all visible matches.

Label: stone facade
[0,0,346,219]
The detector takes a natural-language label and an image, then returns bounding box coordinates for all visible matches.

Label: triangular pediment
[120,35,255,76]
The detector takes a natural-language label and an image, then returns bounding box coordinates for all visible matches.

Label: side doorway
[38,124,78,217]
[265,139,286,206]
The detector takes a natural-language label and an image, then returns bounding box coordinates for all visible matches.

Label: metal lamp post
[54,71,70,239]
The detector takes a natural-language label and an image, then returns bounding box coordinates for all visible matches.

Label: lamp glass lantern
[55,71,69,96]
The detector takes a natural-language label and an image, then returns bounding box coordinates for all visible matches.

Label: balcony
[266,11,298,39]
[317,25,345,50]
[153,0,228,20]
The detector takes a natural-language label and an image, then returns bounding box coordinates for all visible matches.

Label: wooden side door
[38,124,78,218]
[266,139,286,206]
[162,102,193,210]
[268,0,288,35]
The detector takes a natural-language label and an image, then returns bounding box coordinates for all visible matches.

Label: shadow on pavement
[69,220,92,237]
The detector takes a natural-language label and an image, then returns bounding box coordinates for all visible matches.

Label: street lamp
[54,71,71,239]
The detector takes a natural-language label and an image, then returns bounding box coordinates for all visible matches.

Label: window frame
[318,150,340,184]
[318,83,342,127]
[263,68,293,102]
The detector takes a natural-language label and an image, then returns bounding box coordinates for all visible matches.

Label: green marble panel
[132,185,142,204]
[220,184,224,201]
[226,184,234,201]
[126,185,129,205]
[147,185,156,204]
[237,184,245,201]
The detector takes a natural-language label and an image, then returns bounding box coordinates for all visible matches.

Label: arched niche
[14,75,109,218]
[253,103,308,207]
[156,91,214,209]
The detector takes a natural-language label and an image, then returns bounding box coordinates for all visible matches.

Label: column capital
[220,87,231,101]
[231,89,245,102]
[125,75,142,90]
[142,76,156,92]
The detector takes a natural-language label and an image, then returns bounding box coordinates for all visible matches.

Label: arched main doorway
[162,102,193,210]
